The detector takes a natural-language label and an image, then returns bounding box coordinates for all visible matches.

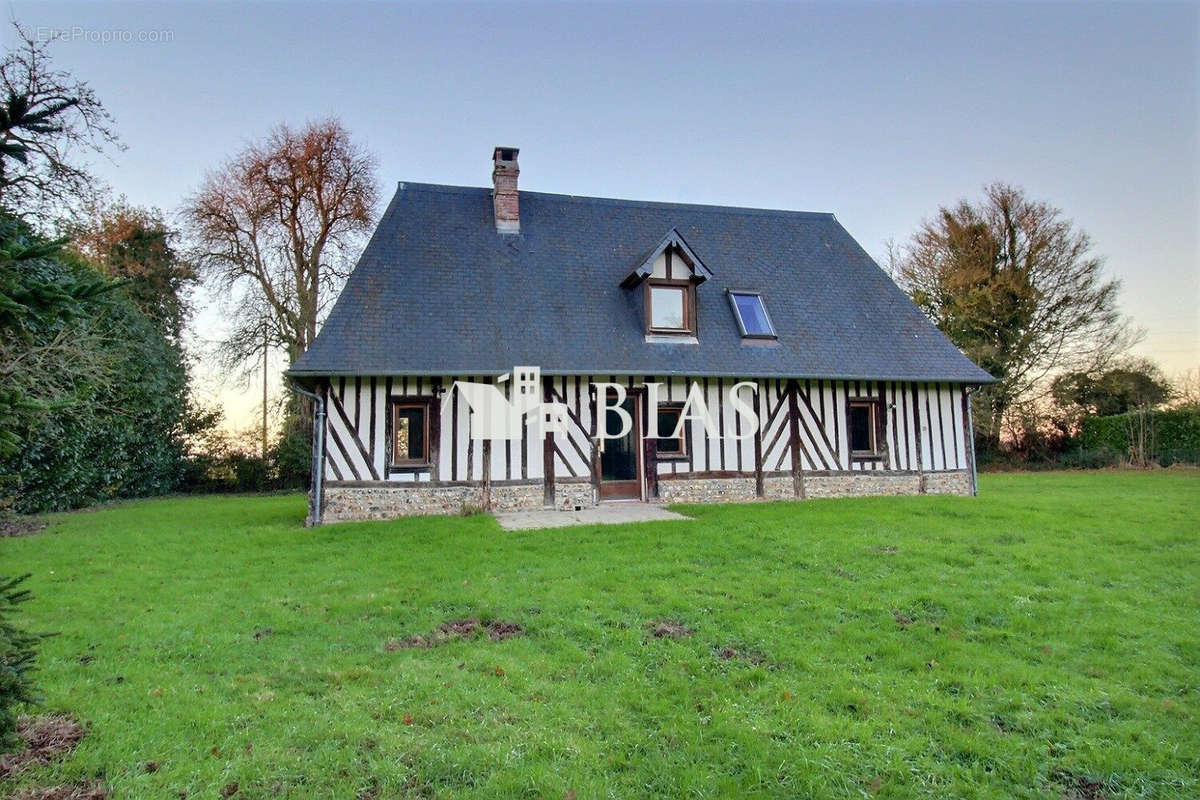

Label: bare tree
[1169,368,1200,411]
[184,120,379,374]
[890,183,1137,449]
[0,25,122,222]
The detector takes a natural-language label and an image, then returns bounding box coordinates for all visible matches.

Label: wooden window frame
[653,402,688,461]
[645,279,697,335]
[727,290,777,339]
[388,397,433,469]
[847,397,884,459]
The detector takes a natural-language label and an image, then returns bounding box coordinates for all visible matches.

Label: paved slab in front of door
[493,503,691,531]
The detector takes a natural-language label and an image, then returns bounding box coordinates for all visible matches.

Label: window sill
[850,453,884,461]
[388,463,431,473]
[655,453,689,462]
[645,334,699,344]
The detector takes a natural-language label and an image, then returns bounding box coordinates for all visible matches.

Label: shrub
[1,228,191,513]
[1056,446,1122,470]
[179,417,312,495]
[270,421,311,491]
[0,574,42,749]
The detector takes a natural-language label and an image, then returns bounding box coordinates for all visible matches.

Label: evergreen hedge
[1,223,191,513]
[1079,409,1200,466]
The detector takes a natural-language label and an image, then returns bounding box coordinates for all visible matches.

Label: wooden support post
[911,384,926,494]
[644,438,659,499]
[588,385,600,503]
[543,380,555,507]
[878,382,891,469]
[754,385,765,498]
[787,380,807,499]
[481,439,492,511]
[429,380,442,481]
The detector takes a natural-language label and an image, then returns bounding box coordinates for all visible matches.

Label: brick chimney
[492,146,520,234]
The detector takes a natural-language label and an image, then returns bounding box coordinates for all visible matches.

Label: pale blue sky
[4,1,1197,426]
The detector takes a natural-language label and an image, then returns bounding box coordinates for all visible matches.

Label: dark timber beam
[787,380,807,499]
[543,380,555,507]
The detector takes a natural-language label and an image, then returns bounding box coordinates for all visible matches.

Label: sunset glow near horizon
[6,1,1197,433]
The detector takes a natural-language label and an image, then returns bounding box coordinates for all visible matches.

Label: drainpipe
[287,379,325,525]
[965,386,980,497]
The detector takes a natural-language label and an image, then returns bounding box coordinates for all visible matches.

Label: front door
[599,395,641,500]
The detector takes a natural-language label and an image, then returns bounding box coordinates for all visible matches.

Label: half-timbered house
[287,148,994,523]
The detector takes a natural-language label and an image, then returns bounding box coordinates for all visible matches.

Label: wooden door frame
[598,388,644,501]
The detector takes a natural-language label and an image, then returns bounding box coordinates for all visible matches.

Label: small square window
[728,292,776,338]
[392,403,429,465]
[848,401,880,455]
[655,406,687,458]
[650,285,686,330]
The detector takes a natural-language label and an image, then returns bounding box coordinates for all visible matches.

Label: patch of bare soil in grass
[648,620,693,639]
[0,714,88,778]
[385,618,524,651]
[486,620,524,640]
[1052,769,1107,800]
[10,782,108,800]
[0,516,47,537]
[384,634,434,651]
[438,619,483,637]
[713,645,767,665]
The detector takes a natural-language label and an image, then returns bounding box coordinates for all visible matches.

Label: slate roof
[289,183,995,384]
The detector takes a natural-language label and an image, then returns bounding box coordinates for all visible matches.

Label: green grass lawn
[2,472,1197,798]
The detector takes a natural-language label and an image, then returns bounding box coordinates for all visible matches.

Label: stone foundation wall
[657,476,757,504]
[923,470,973,495]
[554,481,597,510]
[318,470,971,523]
[805,472,921,498]
[762,475,794,501]
[661,470,971,504]
[802,470,971,499]
[488,484,543,513]
[321,479,598,523]
[322,484,488,522]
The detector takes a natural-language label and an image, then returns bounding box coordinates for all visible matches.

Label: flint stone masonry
[323,484,484,522]
[802,470,971,498]
[554,481,597,510]
[658,476,757,504]
[923,470,972,495]
[318,470,971,523]
[763,475,793,500]
[489,484,542,513]
[321,479,598,523]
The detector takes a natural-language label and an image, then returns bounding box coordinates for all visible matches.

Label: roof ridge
[394,181,837,220]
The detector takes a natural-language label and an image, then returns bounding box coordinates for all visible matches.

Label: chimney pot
[492,146,520,234]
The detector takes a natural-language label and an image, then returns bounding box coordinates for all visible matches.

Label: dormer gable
[619,228,712,289]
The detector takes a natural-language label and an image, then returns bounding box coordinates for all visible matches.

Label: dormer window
[647,280,695,334]
[644,245,700,335]
[728,291,776,339]
[620,229,712,339]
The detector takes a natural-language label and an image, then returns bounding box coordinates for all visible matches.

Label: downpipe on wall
[965,385,980,496]
[286,380,325,525]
